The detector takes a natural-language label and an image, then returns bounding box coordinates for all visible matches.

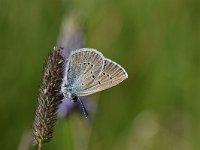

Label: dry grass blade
[32,47,65,146]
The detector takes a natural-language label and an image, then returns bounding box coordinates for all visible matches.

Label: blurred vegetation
[0,0,199,150]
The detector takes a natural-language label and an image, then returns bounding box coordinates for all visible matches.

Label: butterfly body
[61,48,128,101]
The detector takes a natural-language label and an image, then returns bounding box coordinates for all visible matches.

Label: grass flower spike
[32,47,64,148]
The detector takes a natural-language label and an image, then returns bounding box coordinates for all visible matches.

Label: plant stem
[38,142,42,150]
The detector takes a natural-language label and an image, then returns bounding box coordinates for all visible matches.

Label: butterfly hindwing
[62,48,104,94]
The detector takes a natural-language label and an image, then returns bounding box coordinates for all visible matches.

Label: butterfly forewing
[76,58,128,96]
[62,48,104,94]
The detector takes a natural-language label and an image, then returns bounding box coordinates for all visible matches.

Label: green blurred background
[0,0,199,149]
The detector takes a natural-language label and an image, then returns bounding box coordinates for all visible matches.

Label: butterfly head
[62,90,78,102]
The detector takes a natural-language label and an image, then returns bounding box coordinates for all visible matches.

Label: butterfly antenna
[77,98,88,118]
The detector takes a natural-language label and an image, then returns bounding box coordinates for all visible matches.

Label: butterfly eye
[98,81,101,85]
[68,68,70,72]
[91,64,94,67]
[92,75,95,79]
[110,77,112,79]
[103,72,106,75]
[83,62,86,65]
[79,63,82,66]
[81,83,84,86]
[91,71,93,74]
[88,62,90,65]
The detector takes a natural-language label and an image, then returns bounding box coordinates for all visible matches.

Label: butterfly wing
[61,48,104,96]
[76,58,128,96]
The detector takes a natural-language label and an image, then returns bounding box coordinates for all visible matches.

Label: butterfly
[61,48,128,118]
